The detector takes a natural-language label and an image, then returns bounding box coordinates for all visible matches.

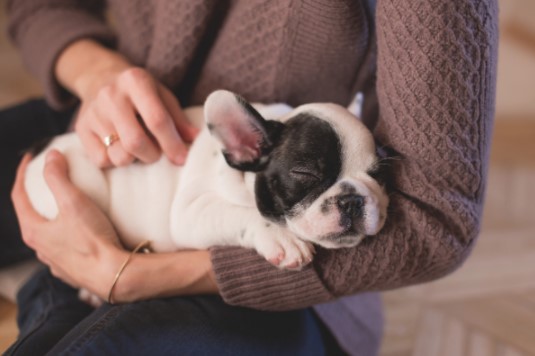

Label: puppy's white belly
[25,134,181,252]
[106,158,181,251]
[25,135,108,223]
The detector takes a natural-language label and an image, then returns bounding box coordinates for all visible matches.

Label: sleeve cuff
[14,8,116,110]
[211,247,333,311]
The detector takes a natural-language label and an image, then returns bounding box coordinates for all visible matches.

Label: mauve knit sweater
[7,0,498,354]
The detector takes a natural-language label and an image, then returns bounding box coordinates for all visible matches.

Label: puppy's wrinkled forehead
[288,104,377,175]
[275,113,341,171]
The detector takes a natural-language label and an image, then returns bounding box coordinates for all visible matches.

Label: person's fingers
[42,150,73,198]
[106,141,136,167]
[43,150,89,212]
[124,69,188,165]
[75,112,112,168]
[36,251,51,266]
[159,85,199,143]
[47,263,79,288]
[82,131,113,168]
[94,91,159,164]
[79,105,136,167]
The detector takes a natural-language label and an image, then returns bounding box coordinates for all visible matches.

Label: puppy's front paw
[253,223,315,270]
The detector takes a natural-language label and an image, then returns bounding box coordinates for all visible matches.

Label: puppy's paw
[253,224,315,270]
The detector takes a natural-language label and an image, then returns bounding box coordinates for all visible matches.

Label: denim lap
[7,269,326,355]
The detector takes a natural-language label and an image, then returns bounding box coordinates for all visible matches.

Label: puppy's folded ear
[204,90,283,171]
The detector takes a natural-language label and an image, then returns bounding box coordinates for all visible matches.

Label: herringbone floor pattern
[381,229,535,356]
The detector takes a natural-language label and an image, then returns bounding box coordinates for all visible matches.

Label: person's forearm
[209,0,499,311]
[108,249,219,303]
[55,39,132,100]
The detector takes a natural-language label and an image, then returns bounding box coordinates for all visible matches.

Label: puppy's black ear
[204,90,283,171]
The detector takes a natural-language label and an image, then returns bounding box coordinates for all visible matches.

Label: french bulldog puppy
[24,90,389,272]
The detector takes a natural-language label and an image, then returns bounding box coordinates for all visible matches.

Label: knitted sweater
[7,0,498,353]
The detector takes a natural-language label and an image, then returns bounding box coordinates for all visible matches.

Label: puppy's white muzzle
[285,177,388,248]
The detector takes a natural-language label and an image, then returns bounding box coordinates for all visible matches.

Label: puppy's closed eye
[367,163,387,185]
[290,168,321,182]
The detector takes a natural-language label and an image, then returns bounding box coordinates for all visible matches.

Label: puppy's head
[205,90,389,249]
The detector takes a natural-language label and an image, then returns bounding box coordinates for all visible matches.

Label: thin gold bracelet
[107,240,151,305]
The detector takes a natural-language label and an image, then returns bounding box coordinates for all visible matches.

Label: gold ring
[103,133,119,147]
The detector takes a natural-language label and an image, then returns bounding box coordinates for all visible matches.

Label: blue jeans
[6,269,330,355]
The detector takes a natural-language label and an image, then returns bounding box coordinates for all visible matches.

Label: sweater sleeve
[210,0,499,311]
[6,0,116,110]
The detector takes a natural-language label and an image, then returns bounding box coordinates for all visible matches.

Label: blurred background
[1,1,534,354]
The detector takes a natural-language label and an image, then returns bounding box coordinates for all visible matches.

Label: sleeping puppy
[22,90,388,282]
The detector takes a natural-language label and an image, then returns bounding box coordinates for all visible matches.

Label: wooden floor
[0,302,17,351]
[1,1,535,354]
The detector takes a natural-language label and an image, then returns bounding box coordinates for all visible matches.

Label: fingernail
[45,150,59,163]
[174,147,189,165]
[174,154,186,166]
[187,126,200,141]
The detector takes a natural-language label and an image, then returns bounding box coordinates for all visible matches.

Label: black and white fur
[2,90,388,302]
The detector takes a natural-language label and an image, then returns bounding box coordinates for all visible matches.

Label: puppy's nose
[337,194,364,217]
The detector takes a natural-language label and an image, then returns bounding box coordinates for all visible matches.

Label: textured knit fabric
[7,0,499,353]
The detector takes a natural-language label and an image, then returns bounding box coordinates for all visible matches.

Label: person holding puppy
[2,0,498,354]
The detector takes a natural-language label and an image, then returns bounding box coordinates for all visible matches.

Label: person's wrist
[109,250,219,303]
[106,245,149,303]
[94,240,129,300]
[55,39,132,101]
[196,250,219,294]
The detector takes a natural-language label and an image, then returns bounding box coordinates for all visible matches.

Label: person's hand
[75,66,199,167]
[56,40,199,167]
[11,151,218,302]
[11,151,127,298]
